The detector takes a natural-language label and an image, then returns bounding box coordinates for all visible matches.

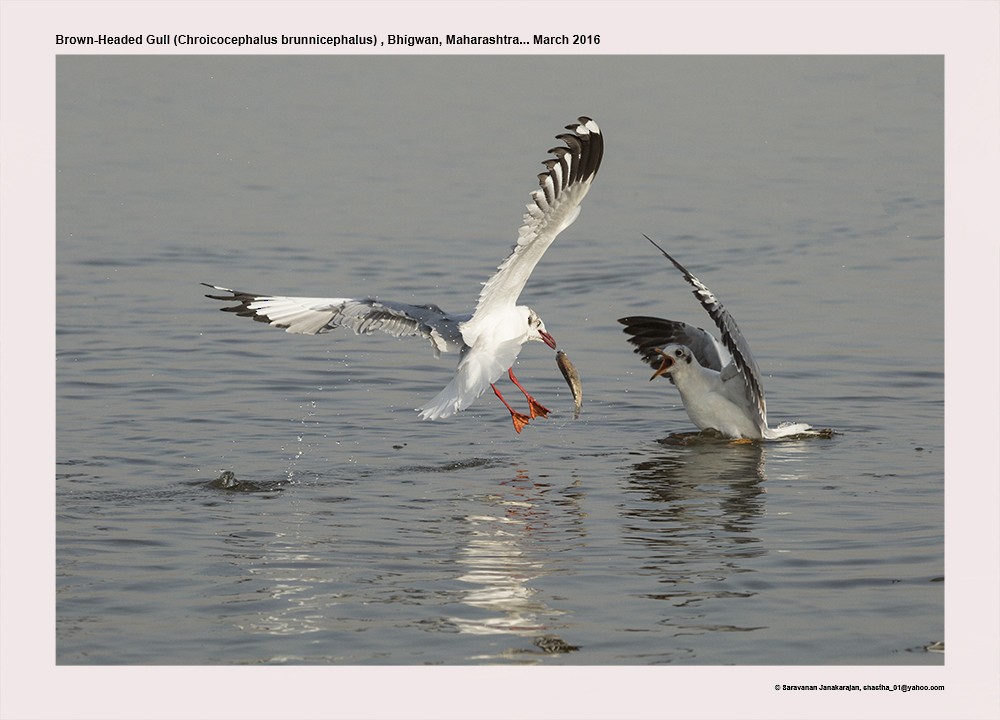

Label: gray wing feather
[202,284,465,356]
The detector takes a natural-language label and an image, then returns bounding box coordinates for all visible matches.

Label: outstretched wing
[202,284,464,356]
[617,316,730,374]
[641,236,768,427]
[471,117,603,321]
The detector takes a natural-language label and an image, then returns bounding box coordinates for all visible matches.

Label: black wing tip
[618,315,663,328]
[567,116,598,133]
[642,235,691,276]
[202,283,261,302]
[202,284,272,322]
[617,315,681,329]
[202,283,238,299]
[617,315,674,354]
[545,116,603,186]
[201,282,226,298]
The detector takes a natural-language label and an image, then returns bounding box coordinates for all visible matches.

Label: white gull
[205,117,602,433]
[619,237,813,440]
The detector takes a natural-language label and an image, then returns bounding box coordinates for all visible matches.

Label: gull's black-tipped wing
[472,117,603,320]
[202,284,465,356]
[640,236,767,427]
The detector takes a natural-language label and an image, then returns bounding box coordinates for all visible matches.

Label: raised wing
[618,316,730,373]
[472,117,603,320]
[202,284,465,356]
[642,236,768,427]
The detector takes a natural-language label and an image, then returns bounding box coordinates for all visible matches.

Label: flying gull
[205,117,602,433]
[619,236,813,440]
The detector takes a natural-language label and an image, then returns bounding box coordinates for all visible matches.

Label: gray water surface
[56,56,943,664]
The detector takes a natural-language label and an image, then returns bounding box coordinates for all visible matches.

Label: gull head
[649,344,693,381]
[526,307,557,349]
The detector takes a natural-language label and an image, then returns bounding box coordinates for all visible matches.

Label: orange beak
[649,349,673,381]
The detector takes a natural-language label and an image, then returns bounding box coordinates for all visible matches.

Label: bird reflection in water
[449,469,582,659]
[624,439,769,621]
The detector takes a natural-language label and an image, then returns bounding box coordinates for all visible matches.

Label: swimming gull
[619,236,812,440]
[204,117,603,433]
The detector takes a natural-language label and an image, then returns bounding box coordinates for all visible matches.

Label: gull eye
[674,348,684,358]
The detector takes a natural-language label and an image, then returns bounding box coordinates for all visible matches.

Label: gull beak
[539,329,557,349]
[649,348,673,381]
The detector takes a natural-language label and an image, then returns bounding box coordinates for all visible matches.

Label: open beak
[539,329,557,349]
[649,348,673,381]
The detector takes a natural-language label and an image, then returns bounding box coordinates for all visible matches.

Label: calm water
[56,56,943,665]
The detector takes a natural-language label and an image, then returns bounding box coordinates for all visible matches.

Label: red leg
[508,368,550,419]
[492,384,531,433]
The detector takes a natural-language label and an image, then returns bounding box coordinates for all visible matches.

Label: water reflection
[623,439,769,622]
[629,437,767,525]
[207,467,586,662]
[220,529,343,640]
[450,469,583,660]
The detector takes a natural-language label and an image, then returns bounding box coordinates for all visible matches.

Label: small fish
[555,350,583,418]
